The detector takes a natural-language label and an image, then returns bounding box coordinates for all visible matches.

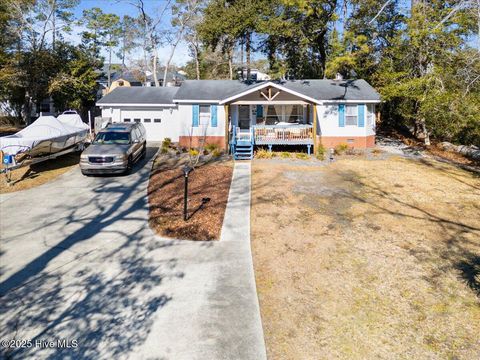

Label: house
[96,79,381,159]
[99,67,187,96]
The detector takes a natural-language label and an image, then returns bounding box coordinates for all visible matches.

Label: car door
[132,127,143,160]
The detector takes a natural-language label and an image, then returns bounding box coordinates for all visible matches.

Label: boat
[0,112,89,158]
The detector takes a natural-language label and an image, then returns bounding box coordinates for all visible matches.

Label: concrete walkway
[0,149,266,360]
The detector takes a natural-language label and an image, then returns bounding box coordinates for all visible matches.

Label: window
[93,132,130,145]
[134,118,141,123]
[124,118,131,122]
[265,105,304,125]
[345,105,358,126]
[144,118,151,123]
[154,118,161,123]
[367,104,375,126]
[199,105,211,125]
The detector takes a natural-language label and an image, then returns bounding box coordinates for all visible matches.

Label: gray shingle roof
[97,87,179,105]
[173,80,255,101]
[96,79,380,106]
[280,79,380,101]
[173,79,380,102]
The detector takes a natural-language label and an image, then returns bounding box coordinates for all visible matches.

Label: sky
[67,0,191,66]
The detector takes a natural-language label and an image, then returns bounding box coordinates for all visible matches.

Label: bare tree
[162,0,202,86]
[126,0,172,87]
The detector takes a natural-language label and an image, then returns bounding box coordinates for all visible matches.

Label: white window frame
[199,105,211,125]
[367,104,375,127]
[345,105,358,126]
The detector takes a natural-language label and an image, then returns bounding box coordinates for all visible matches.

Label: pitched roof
[173,80,256,101]
[173,79,380,102]
[97,87,179,105]
[96,79,380,106]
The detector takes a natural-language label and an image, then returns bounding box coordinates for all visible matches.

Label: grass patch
[295,152,310,160]
[279,152,291,158]
[251,157,480,359]
[256,149,276,159]
[0,153,80,193]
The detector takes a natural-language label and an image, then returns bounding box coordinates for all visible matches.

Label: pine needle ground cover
[148,154,233,241]
[251,156,480,360]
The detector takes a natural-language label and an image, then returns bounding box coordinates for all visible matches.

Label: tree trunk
[163,35,183,87]
[420,118,430,145]
[228,48,233,80]
[153,49,159,87]
[246,32,251,81]
[193,44,200,80]
[108,45,112,88]
[52,0,56,51]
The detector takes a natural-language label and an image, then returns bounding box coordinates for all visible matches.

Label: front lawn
[251,156,480,359]
[0,153,80,193]
[148,153,233,241]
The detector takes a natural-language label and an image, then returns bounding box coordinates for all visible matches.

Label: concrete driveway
[0,145,265,360]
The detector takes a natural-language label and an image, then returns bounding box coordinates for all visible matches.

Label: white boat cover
[57,113,89,129]
[0,116,87,155]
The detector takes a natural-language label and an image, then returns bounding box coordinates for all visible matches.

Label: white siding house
[96,79,381,158]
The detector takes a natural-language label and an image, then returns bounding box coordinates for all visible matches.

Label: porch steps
[234,143,253,160]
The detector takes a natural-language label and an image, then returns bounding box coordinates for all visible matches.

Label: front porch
[222,82,321,160]
[232,124,314,156]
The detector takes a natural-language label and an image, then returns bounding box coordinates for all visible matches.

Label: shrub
[189,148,199,156]
[211,149,222,157]
[205,143,219,152]
[162,138,172,148]
[295,152,309,160]
[160,146,169,154]
[280,152,291,158]
[181,147,188,153]
[334,143,349,155]
[316,145,327,160]
[256,148,275,159]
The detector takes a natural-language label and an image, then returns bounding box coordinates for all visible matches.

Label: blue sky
[67,0,191,66]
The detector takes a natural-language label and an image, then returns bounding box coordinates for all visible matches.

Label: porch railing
[235,127,253,142]
[253,124,314,145]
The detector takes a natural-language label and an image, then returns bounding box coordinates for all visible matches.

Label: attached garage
[97,87,180,142]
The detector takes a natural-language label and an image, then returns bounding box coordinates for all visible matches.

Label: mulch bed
[148,157,233,241]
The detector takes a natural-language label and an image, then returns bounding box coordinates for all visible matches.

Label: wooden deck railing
[253,124,314,145]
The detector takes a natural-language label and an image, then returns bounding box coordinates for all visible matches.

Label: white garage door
[118,108,179,142]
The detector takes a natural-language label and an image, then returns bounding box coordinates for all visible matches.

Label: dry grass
[148,154,233,241]
[0,153,80,193]
[251,156,480,360]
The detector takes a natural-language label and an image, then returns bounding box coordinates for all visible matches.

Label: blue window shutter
[211,105,217,127]
[338,104,345,127]
[256,105,263,117]
[192,104,199,127]
[358,104,365,127]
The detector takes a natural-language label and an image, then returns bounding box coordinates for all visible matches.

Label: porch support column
[224,104,229,151]
[312,104,317,155]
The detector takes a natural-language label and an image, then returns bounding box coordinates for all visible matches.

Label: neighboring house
[100,67,187,96]
[238,68,271,81]
[96,79,381,159]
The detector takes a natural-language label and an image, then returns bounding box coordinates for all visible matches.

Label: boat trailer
[1,142,85,184]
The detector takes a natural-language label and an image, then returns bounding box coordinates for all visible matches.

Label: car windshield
[93,132,130,145]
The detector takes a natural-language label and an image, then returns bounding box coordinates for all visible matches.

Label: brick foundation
[178,136,226,150]
[319,135,375,149]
